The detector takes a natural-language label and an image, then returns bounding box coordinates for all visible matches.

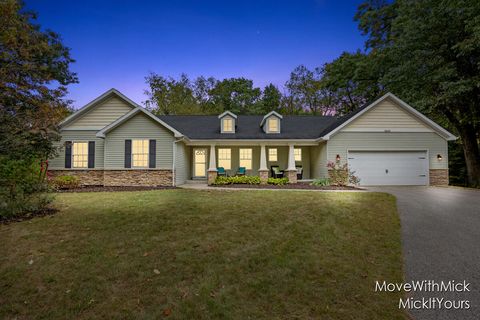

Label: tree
[260,83,282,113]
[192,76,218,114]
[209,78,262,114]
[0,0,77,216]
[322,0,480,187]
[144,73,202,115]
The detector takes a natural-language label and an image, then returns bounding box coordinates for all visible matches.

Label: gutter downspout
[172,136,185,187]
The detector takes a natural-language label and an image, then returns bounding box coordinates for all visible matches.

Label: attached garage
[347,151,428,186]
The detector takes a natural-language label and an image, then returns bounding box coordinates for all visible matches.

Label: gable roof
[59,88,137,128]
[218,111,237,119]
[96,107,183,138]
[260,111,283,126]
[158,115,337,140]
[320,92,457,141]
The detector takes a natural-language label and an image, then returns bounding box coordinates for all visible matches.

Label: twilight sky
[28,0,365,109]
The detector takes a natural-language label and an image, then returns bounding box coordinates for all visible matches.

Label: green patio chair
[217,167,227,176]
[236,167,246,176]
[271,166,284,178]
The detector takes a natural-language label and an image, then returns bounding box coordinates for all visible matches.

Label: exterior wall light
[336,154,341,161]
[437,154,443,161]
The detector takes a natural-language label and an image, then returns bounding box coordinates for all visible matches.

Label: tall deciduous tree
[209,78,262,114]
[261,83,282,113]
[0,0,77,160]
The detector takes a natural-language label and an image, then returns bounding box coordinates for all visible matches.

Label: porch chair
[296,166,303,180]
[217,167,227,177]
[271,166,284,178]
[236,167,246,176]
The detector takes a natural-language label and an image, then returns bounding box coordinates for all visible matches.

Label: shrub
[0,157,53,218]
[326,160,360,186]
[267,177,289,185]
[213,175,261,185]
[51,175,80,190]
[311,178,330,186]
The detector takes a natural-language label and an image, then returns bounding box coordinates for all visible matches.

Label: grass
[0,189,404,319]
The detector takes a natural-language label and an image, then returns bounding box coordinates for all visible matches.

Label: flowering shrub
[214,176,261,185]
[267,177,289,185]
[326,160,360,186]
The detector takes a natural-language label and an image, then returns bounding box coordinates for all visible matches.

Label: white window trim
[268,148,278,162]
[294,148,302,162]
[72,141,89,168]
[222,117,235,133]
[218,148,232,170]
[239,148,253,170]
[267,117,280,133]
[132,139,150,168]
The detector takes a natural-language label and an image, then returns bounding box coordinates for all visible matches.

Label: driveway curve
[369,186,480,320]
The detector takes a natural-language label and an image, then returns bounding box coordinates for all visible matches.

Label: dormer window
[223,118,233,132]
[218,111,237,134]
[267,118,279,132]
[261,111,283,134]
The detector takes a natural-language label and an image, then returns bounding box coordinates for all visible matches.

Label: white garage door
[348,151,428,186]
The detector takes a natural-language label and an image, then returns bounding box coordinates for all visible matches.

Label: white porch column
[207,144,217,185]
[287,144,296,171]
[208,144,217,171]
[258,144,269,184]
[259,144,268,171]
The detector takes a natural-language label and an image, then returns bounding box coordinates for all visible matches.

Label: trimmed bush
[311,178,330,186]
[267,177,289,185]
[51,175,80,190]
[213,176,261,185]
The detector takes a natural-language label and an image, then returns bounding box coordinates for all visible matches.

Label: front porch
[188,143,319,185]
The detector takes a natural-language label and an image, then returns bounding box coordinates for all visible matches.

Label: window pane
[268,118,278,132]
[218,148,231,169]
[294,148,302,161]
[72,142,88,168]
[223,118,233,132]
[132,139,149,167]
[239,148,252,169]
[268,148,277,162]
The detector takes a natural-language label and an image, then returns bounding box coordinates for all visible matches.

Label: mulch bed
[56,186,177,193]
[212,184,362,190]
[1,208,58,225]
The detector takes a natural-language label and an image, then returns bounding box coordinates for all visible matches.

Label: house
[48,89,456,186]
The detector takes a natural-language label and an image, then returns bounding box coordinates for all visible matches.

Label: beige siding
[310,143,327,179]
[49,131,104,169]
[327,132,448,171]
[65,97,133,130]
[175,142,190,185]
[342,99,433,132]
[104,113,175,169]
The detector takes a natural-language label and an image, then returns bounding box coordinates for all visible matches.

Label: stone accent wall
[285,170,297,184]
[429,169,449,186]
[104,170,172,186]
[258,170,269,184]
[49,170,104,186]
[207,170,217,185]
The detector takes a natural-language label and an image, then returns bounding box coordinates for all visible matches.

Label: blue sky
[28,0,365,108]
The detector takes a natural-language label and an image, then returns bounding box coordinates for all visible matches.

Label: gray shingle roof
[158,115,340,140]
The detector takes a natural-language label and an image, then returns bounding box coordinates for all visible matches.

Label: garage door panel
[348,151,428,186]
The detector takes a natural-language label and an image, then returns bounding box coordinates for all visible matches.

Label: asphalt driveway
[369,186,480,320]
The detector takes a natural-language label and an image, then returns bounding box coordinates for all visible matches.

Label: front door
[193,148,207,178]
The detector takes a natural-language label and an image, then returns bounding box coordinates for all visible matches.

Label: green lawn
[0,189,404,319]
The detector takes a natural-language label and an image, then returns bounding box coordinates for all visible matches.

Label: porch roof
[158,115,338,140]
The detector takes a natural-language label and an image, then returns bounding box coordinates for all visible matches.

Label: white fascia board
[59,88,138,128]
[218,111,238,119]
[185,139,318,146]
[96,107,184,138]
[321,92,457,141]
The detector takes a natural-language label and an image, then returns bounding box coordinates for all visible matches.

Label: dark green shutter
[125,140,132,168]
[88,141,95,168]
[149,140,156,168]
[65,141,72,168]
